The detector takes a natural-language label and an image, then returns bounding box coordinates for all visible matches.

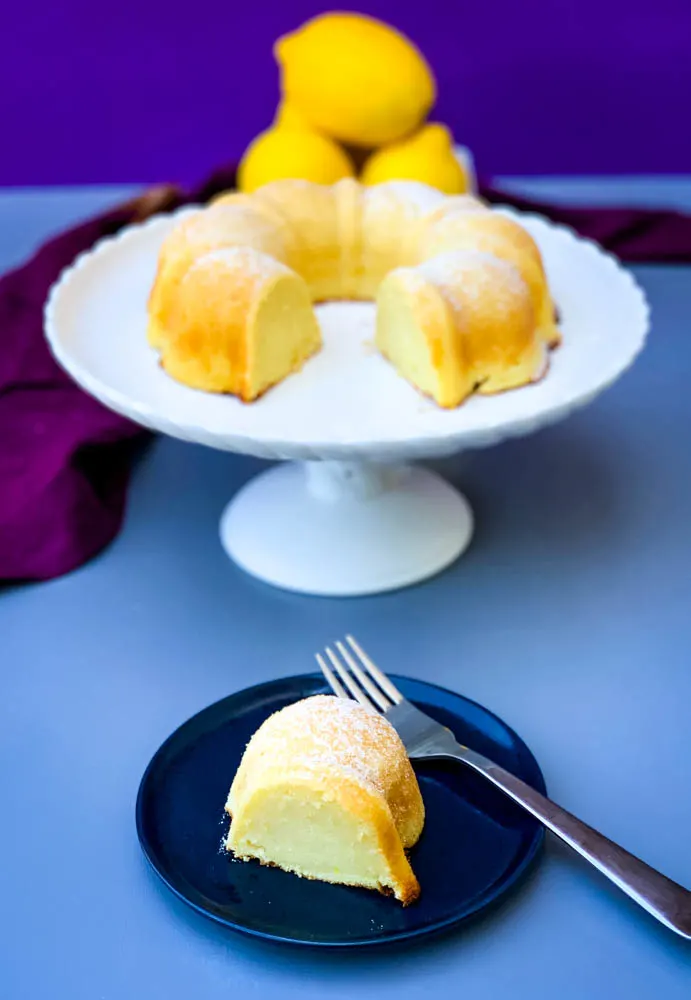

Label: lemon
[275,13,435,147]
[238,126,355,192]
[273,99,312,132]
[361,123,469,194]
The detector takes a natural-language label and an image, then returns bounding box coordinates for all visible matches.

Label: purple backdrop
[3,0,690,185]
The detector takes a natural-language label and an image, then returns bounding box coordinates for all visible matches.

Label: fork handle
[445,745,691,939]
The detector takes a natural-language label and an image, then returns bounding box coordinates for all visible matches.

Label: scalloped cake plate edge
[44,205,650,462]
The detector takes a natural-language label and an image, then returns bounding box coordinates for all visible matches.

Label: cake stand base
[220,461,473,597]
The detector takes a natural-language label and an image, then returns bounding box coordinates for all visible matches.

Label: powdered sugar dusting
[179,205,265,244]
[370,181,446,214]
[421,249,523,290]
[426,194,488,219]
[240,694,407,797]
[419,249,529,316]
[191,245,290,282]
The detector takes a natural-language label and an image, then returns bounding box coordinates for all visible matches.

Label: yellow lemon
[273,99,313,132]
[275,13,435,147]
[238,126,355,193]
[361,123,469,194]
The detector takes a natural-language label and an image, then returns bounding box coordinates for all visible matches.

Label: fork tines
[316,636,403,714]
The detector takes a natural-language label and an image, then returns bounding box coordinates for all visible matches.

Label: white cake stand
[44,206,649,596]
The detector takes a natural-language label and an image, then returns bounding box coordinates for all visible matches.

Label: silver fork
[316,636,691,940]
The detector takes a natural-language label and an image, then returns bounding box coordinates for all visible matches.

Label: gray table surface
[1,178,690,999]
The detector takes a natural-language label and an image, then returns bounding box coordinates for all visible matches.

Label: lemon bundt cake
[225,694,424,904]
[148,179,558,406]
[419,207,560,348]
[147,199,291,351]
[377,252,547,407]
[157,247,321,399]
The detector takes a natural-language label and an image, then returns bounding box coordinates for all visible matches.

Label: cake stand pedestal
[220,460,473,596]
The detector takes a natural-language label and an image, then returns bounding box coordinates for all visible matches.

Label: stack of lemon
[239,13,471,195]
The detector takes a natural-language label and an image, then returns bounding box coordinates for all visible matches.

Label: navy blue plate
[136,673,545,947]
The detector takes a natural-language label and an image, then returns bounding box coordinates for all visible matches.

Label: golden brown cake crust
[227,695,424,845]
[148,179,559,405]
[225,695,424,904]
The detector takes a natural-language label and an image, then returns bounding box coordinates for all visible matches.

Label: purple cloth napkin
[0,190,183,582]
[2,166,691,582]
